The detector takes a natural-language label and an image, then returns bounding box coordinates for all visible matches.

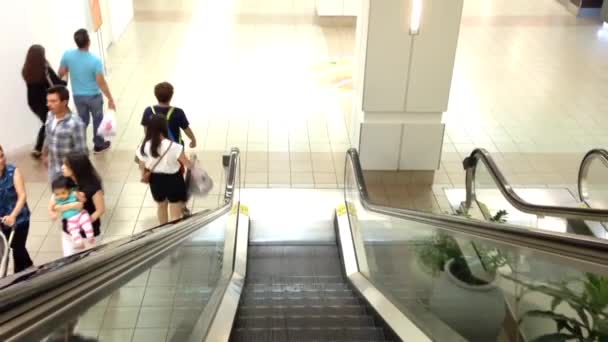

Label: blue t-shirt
[60,49,103,96]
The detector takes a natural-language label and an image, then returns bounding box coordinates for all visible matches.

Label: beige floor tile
[314,172,338,185]
[245,172,268,187]
[245,160,268,173]
[97,329,133,342]
[269,172,291,186]
[111,208,142,222]
[38,233,64,253]
[291,160,313,172]
[291,172,314,188]
[117,195,146,208]
[312,159,335,173]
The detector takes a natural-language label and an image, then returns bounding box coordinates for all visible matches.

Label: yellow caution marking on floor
[337,203,357,217]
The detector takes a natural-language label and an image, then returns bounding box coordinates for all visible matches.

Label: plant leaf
[530,333,576,342]
[523,310,587,330]
[595,319,608,335]
[551,297,563,311]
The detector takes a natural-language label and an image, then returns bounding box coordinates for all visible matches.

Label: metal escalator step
[231,327,388,342]
[241,296,361,307]
[243,289,356,299]
[230,327,287,342]
[235,315,376,330]
[238,305,367,317]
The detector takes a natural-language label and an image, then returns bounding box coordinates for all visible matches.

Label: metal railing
[345,148,608,267]
[578,148,608,207]
[0,148,241,341]
[462,148,608,221]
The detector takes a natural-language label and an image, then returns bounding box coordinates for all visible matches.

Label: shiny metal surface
[464,148,608,221]
[346,148,608,271]
[335,208,359,276]
[0,148,243,341]
[203,203,250,342]
[335,207,430,341]
[349,273,431,342]
[0,229,8,278]
[578,148,608,206]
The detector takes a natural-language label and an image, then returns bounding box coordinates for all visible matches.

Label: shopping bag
[186,155,214,197]
[97,110,118,139]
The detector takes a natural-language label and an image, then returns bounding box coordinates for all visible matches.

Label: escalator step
[241,296,361,307]
[243,289,356,299]
[235,315,376,329]
[230,327,388,342]
[238,305,367,316]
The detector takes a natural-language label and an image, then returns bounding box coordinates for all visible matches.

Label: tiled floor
[5,0,608,275]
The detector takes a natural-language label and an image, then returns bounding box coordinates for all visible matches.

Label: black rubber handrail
[462,148,608,221]
[345,148,608,268]
[578,148,608,208]
[0,148,241,316]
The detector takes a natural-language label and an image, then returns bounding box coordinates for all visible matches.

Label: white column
[351,0,463,171]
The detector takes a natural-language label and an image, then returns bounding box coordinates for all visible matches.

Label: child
[140,82,197,148]
[49,176,95,248]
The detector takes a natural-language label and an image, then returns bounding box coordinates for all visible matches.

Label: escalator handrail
[0,148,241,311]
[463,148,608,221]
[346,148,608,265]
[578,148,608,207]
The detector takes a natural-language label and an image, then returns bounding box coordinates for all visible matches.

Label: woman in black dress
[22,44,66,159]
[59,153,105,256]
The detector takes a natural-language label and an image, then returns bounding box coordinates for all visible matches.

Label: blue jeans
[74,94,104,148]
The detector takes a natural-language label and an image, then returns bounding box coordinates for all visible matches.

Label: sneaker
[93,141,111,154]
[182,206,192,218]
[30,150,42,159]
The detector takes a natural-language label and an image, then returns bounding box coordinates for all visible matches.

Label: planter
[429,258,506,341]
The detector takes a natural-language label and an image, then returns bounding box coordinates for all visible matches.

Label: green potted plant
[417,210,510,341]
[507,273,608,341]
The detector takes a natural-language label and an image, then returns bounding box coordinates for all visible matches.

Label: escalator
[461,148,608,237]
[230,245,395,341]
[2,148,608,341]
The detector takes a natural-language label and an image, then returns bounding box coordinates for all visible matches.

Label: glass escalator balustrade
[580,150,608,211]
[460,148,608,239]
[0,149,242,342]
[344,154,608,342]
[41,215,229,342]
[229,245,394,342]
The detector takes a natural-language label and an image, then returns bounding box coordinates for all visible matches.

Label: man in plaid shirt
[42,86,87,181]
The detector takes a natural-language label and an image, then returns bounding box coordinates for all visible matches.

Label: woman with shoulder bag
[22,44,66,159]
[136,115,191,224]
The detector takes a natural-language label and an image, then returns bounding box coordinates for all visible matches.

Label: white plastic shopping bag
[187,155,214,197]
[97,110,118,139]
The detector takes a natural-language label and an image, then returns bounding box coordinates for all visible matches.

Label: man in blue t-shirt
[140,82,197,148]
[59,29,116,154]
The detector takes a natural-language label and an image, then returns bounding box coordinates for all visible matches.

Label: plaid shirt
[44,112,87,180]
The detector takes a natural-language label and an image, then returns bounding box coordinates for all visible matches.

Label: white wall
[0,2,39,153]
[108,0,134,43]
[0,0,133,154]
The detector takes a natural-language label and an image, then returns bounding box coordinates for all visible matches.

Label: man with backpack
[140,82,197,148]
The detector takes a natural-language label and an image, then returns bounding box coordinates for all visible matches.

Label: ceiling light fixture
[410,0,422,35]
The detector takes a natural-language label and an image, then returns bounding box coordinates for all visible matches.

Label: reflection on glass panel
[584,156,608,210]
[344,158,608,342]
[40,215,229,342]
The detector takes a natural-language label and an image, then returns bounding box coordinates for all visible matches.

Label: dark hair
[154,82,174,103]
[74,29,90,49]
[65,153,102,190]
[48,85,70,102]
[22,45,47,84]
[52,176,76,191]
[140,115,169,158]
